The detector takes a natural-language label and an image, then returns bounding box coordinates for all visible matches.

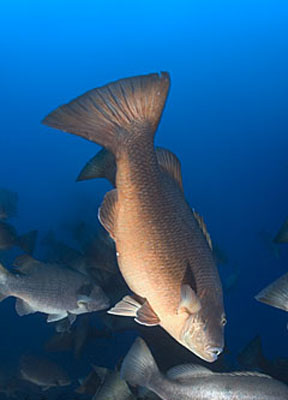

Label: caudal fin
[120,337,159,390]
[76,148,116,186]
[255,273,288,312]
[17,230,38,254]
[42,72,170,155]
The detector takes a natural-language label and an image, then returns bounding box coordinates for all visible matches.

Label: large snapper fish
[43,72,226,362]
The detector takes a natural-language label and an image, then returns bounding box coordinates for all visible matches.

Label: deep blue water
[0,1,288,398]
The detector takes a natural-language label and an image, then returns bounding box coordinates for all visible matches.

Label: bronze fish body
[42,72,225,362]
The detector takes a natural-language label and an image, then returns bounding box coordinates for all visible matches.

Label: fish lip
[205,346,223,360]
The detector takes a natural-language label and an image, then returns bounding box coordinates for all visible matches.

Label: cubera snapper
[121,338,288,400]
[42,72,226,362]
[0,255,110,323]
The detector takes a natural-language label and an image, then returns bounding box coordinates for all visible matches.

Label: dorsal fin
[219,371,272,379]
[98,189,118,240]
[167,364,213,380]
[155,147,183,191]
[76,148,116,186]
[192,209,212,250]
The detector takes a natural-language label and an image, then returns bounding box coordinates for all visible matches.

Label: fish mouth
[204,346,223,362]
[182,338,223,362]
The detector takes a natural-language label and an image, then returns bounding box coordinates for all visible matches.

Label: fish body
[43,72,225,362]
[20,355,70,390]
[0,258,109,322]
[121,338,288,400]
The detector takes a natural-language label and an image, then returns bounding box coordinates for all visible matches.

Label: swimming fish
[46,314,111,359]
[121,337,288,400]
[274,218,288,243]
[0,255,110,323]
[0,221,37,254]
[20,354,71,391]
[0,188,18,220]
[255,272,288,312]
[237,335,288,384]
[42,72,225,362]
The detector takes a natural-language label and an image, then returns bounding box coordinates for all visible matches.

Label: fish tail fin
[17,230,38,254]
[255,273,288,312]
[76,148,116,186]
[42,72,170,156]
[121,337,159,389]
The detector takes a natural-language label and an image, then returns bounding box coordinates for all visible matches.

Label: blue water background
[0,0,287,392]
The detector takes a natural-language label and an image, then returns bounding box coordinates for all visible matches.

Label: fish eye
[221,316,227,326]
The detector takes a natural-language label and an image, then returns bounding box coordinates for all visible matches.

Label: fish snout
[205,346,223,361]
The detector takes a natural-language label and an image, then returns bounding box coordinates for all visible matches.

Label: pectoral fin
[178,284,201,314]
[108,295,160,326]
[15,299,37,316]
[98,189,118,240]
[47,312,68,323]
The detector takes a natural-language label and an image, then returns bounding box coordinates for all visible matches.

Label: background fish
[0,188,18,220]
[45,314,111,359]
[0,221,37,254]
[274,218,288,243]
[237,335,288,384]
[0,256,110,323]
[255,272,288,312]
[43,72,226,363]
[19,354,71,391]
[121,337,288,400]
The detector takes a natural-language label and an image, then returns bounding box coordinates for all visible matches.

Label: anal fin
[135,300,160,326]
[108,295,160,326]
[47,312,68,323]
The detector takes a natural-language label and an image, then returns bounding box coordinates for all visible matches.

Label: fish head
[180,299,226,362]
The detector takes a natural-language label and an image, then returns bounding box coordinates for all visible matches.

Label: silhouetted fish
[274,218,288,243]
[237,335,288,384]
[20,355,71,391]
[43,72,226,362]
[0,188,18,220]
[0,221,37,254]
